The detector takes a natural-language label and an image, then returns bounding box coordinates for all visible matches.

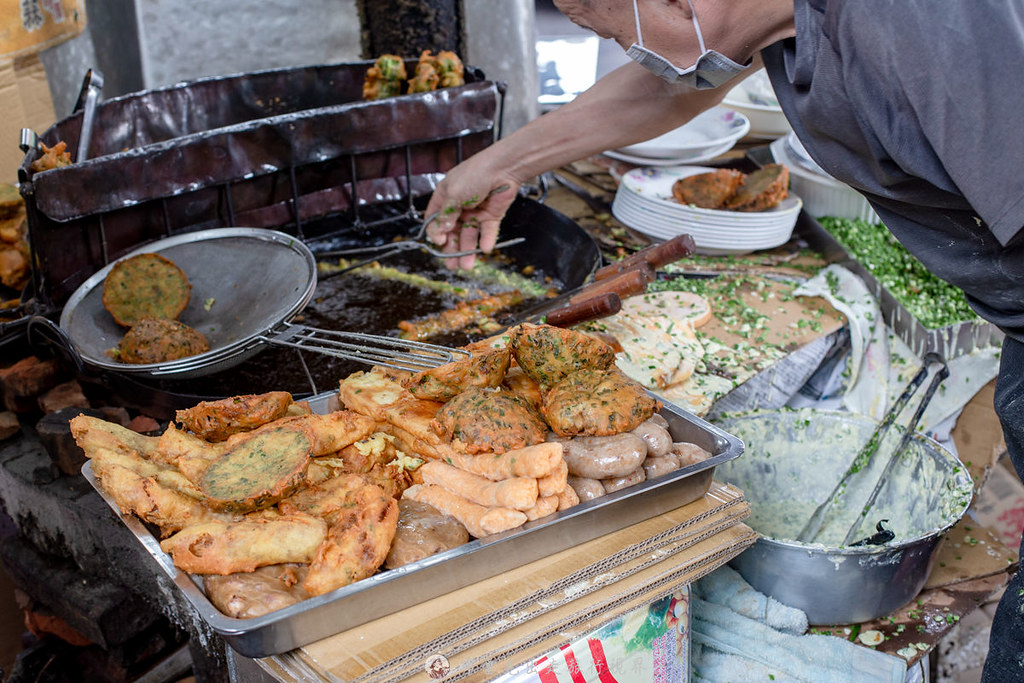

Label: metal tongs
[797,352,949,545]
[319,184,524,275]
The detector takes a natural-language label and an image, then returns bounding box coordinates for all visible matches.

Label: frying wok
[53,197,603,381]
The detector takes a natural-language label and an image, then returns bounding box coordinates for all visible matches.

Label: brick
[127,415,161,435]
[0,357,62,413]
[0,410,19,441]
[35,407,104,476]
[0,534,160,650]
[24,606,93,647]
[37,380,90,415]
[96,406,131,426]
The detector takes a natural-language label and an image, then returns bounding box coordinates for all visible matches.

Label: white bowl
[612,107,750,160]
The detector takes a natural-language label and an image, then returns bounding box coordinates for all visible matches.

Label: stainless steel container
[713,409,973,625]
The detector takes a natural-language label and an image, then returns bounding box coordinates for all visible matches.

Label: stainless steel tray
[82,392,742,657]
[794,213,1005,359]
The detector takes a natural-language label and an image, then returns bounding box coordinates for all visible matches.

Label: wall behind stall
[38,0,537,135]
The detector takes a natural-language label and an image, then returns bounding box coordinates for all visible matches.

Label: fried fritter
[204,564,310,618]
[199,424,314,513]
[435,51,465,88]
[29,141,71,173]
[176,391,294,442]
[501,365,543,412]
[338,366,413,420]
[403,346,511,401]
[671,169,745,209]
[408,50,441,93]
[102,253,191,327]
[398,290,524,341]
[114,318,209,364]
[302,481,399,596]
[509,322,616,387]
[431,387,547,454]
[159,513,327,574]
[542,367,661,437]
[363,54,407,100]
[724,164,790,212]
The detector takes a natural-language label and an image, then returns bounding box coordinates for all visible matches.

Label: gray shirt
[761,0,1024,339]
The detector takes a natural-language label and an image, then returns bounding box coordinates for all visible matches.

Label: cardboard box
[0,53,56,185]
[0,0,86,60]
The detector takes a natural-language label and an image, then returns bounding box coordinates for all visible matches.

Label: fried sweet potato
[671,169,745,209]
[102,253,191,327]
[176,391,294,442]
[114,318,209,364]
[199,425,314,513]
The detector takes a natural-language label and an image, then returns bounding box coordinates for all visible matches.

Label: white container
[771,136,879,223]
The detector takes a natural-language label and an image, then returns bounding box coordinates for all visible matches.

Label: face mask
[625,0,748,89]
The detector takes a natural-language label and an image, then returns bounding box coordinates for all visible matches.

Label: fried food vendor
[422,2,1024,679]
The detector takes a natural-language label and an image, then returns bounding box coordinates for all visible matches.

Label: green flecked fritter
[431,387,547,454]
[102,253,192,327]
[199,426,313,513]
[113,317,209,364]
[510,323,616,388]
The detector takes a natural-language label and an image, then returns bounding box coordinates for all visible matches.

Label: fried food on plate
[273,410,377,456]
[204,564,310,619]
[302,481,398,596]
[70,414,161,459]
[542,367,661,437]
[278,472,369,523]
[176,391,295,442]
[385,499,469,569]
[102,252,191,327]
[159,513,328,574]
[199,424,314,513]
[725,164,789,212]
[113,317,210,364]
[403,346,511,401]
[509,322,616,387]
[431,387,547,454]
[671,169,745,209]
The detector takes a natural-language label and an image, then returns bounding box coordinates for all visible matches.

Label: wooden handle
[569,263,654,305]
[546,292,621,328]
[593,234,696,281]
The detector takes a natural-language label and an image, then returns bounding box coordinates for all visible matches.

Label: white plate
[615,188,800,228]
[611,107,750,159]
[613,194,795,234]
[611,197,797,247]
[602,138,738,166]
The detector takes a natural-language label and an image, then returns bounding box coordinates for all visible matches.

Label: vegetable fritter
[509,322,616,387]
[542,367,661,437]
[671,169,745,209]
[403,346,511,401]
[431,387,547,454]
[725,164,789,212]
[176,391,295,442]
[199,425,314,513]
[114,317,209,364]
[102,253,192,326]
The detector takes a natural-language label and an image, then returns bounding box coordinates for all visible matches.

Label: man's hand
[425,167,520,270]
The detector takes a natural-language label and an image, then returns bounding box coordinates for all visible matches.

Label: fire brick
[37,379,90,415]
[0,357,63,413]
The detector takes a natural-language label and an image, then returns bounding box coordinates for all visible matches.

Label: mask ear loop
[686,0,708,53]
[632,0,644,46]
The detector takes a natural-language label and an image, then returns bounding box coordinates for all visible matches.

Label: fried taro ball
[431,387,547,454]
[403,346,511,402]
[510,323,616,387]
[102,253,191,327]
[542,367,661,437]
[114,318,209,364]
[671,169,745,209]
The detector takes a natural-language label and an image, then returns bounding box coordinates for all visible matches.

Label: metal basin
[713,409,973,625]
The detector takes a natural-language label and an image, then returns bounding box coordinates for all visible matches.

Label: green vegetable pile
[818,216,978,329]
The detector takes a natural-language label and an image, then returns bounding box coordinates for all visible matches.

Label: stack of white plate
[603,107,751,166]
[721,69,791,140]
[612,165,803,255]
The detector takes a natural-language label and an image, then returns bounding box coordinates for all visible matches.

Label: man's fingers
[478,218,501,253]
[425,210,459,247]
[457,223,481,270]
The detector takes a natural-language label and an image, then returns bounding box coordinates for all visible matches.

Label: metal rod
[289,165,305,239]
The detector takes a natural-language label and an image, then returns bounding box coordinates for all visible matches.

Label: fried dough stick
[302,482,399,596]
[419,460,538,510]
[403,484,527,538]
[160,513,327,574]
[448,441,563,480]
[90,447,225,536]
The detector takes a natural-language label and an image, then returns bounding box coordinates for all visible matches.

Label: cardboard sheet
[258,481,756,683]
[0,54,55,184]
[0,0,86,59]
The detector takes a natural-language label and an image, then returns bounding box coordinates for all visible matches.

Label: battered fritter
[403,346,511,401]
[671,169,745,209]
[176,391,295,442]
[509,323,616,387]
[542,367,661,437]
[103,252,192,326]
[114,317,209,364]
[724,164,790,212]
[431,387,547,454]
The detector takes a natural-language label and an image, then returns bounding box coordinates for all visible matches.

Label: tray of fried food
[76,323,740,656]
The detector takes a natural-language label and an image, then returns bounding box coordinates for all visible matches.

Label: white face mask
[625,0,749,89]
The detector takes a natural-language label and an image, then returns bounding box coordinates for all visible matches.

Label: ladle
[797,351,949,544]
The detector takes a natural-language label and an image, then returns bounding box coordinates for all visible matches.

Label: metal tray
[794,213,1005,359]
[82,393,743,657]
